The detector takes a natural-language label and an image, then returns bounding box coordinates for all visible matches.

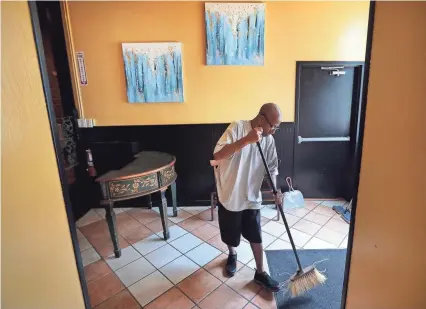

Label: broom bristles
[288,267,327,297]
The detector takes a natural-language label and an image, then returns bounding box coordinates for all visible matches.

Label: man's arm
[214,127,263,161]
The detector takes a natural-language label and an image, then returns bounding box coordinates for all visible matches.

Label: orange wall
[346,2,426,308]
[67,1,369,126]
[1,2,85,309]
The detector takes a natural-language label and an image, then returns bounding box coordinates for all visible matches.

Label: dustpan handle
[256,142,303,272]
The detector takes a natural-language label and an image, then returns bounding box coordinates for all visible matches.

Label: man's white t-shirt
[213,120,279,212]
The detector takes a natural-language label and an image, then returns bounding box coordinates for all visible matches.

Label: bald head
[253,102,282,136]
[259,103,282,121]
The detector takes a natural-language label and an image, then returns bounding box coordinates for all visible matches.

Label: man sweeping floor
[213,103,283,292]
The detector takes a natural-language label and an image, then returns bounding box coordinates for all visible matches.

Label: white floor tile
[78,236,92,252]
[246,251,270,274]
[133,234,167,255]
[167,210,194,223]
[284,207,311,218]
[260,205,279,220]
[152,206,178,217]
[262,221,287,237]
[315,227,346,246]
[261,231,277,248]
[76,210,102,227]
[105,246,142,271]
[169,233,203,253]
[76,228,84,239]
[312,205,338,217]
[276,213,301,227]
[266,239,293,251]
[280,228,312,247]
[292,219,322,236]
[115,257,156,287]
[235,241,253,264]
[180,206,210,214]
[156,225,188,242]
[185,242,221,266]
[95,208,124,219]
[81,247,100,266]
[160,255,200,284]
[129,271,173,307]
[324,218,350,234]
[145,244,182,268]
[304,211,332,225]
[303,237,337,249]
[321,200,347,207]
[340,236,348,248]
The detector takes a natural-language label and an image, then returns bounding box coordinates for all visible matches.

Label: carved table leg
[171,182,178,217]
[147,194,153,209]
[159,190,170,240]
[105,202,121,258]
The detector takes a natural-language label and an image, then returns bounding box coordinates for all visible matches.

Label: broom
[256,142,327,297]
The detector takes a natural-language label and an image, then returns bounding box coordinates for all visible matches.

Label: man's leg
[242,209,280,292]
[250,242,264,272]
[217,204,242,277]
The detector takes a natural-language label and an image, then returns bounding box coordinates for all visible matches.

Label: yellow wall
[347,2,426,309]
[1,2,85,309]
[67,1,369,126]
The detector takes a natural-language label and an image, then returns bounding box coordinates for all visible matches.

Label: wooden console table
[96,151,177,257]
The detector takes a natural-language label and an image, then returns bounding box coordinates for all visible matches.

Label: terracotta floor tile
[192,224,220,241]
[94,290,140,309]
[144,287,194,309]
[177,269,221,303]
[251,289,277,309]
[80,220,111,249]
[178,217,207,232]
[197,209,213,221]
[198,284,248,309]
[84,259,112,283]
[145,218,175,233]
[127,208,160,225]
[88,273,125,307]
[204,254,243,282]
[206,234,228,252]
[116,212,142,235]
[225,266,261,300]
[304,200,321,211]
[207,219,220,228]
[244,303,260,309]
[94,236,131,258]
[121,225,153,244]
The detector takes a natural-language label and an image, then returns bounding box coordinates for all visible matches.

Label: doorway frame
[27,1,376,308]
[28,2,91,308]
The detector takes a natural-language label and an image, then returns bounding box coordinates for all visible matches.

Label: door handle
[297,136,350,144]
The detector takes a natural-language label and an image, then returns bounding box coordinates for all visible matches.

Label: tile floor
[77,200,349,308]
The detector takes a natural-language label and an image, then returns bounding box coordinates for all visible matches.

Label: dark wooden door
[293,62,364,199]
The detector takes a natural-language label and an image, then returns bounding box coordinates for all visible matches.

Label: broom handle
[256,142,303,272]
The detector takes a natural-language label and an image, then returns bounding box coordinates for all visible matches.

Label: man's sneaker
[225,253,237,276]
[254,271,280,292]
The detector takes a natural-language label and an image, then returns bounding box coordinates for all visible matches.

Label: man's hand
[244,127,263,144]
[274,190,283,207]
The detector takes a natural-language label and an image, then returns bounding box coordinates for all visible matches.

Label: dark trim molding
[341,2,376,309]
[28,2,91,308]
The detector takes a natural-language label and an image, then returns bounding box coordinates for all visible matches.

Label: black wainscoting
[81,123,295,206]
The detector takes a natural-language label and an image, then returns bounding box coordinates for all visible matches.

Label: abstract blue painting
[205,3,265,66]
[122,43,184,103]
